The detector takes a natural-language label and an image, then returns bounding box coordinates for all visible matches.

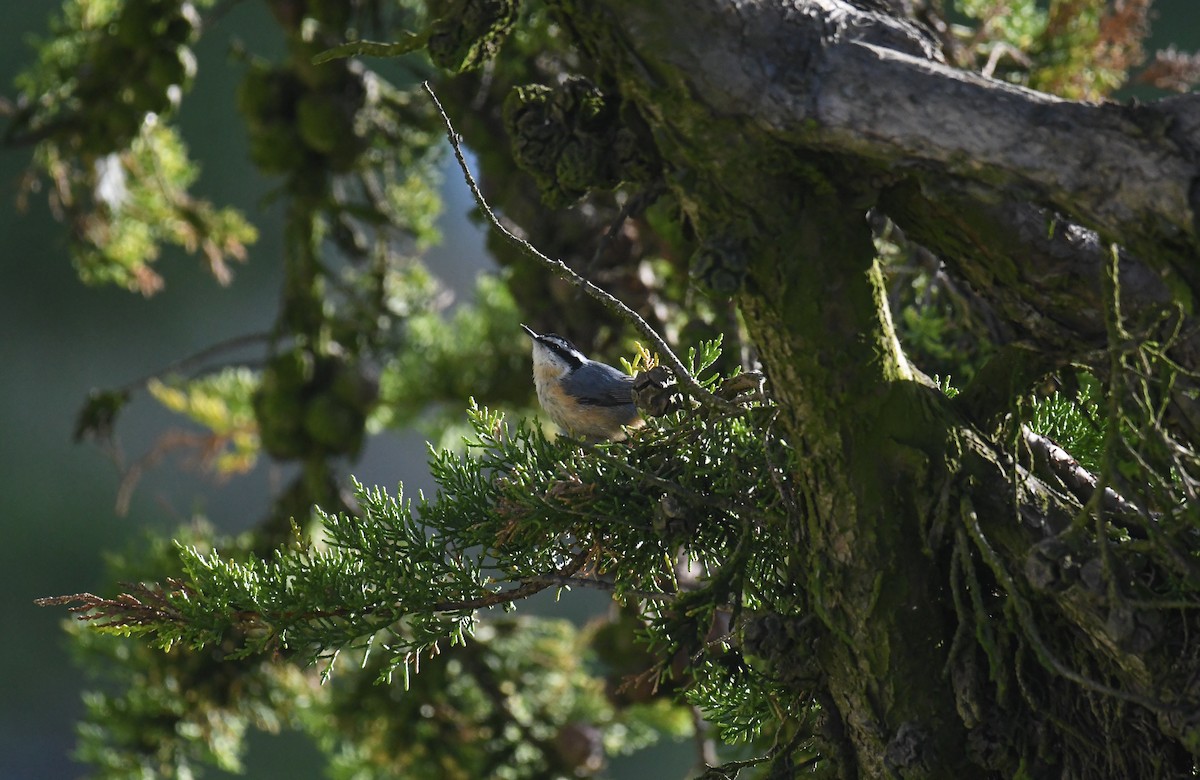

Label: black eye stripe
[537,334,584,369]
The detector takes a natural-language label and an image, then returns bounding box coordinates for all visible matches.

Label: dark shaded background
[2,2,1197,778]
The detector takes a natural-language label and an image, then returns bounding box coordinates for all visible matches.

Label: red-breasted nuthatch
[522,324,641,440]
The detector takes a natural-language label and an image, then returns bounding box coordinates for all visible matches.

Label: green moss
[428,0,519,72]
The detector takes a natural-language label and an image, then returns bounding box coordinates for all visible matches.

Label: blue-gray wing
[562,361,635,407]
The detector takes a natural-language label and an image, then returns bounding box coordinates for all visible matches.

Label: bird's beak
[520,323,538,339]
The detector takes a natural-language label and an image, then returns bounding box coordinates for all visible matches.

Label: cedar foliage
[11,0,1200,777]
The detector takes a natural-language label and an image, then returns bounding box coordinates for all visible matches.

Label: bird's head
[521,324,585,379]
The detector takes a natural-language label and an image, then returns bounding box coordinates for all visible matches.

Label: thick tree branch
[1021,427,1146,526]
[798,44,1198,259]
[599,0,1200,286]
[881,182,1179,360]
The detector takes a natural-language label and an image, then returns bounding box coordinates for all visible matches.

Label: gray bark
[609,0,1200,256]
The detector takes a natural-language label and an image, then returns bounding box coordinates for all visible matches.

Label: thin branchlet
[35,583,187,628]
[429,546,592,612]
[526,573,675,601]
[421,82,737,414]
[37,547,595,645]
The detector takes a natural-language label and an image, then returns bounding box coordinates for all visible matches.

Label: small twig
[2,115,78,148]
[526,573,675,602]
[583,185,663,277]
[700,723,809,777]
[981,42,1033,79]
[429,547,592,613]
[421,82,736,414]
[114,428,234,516]
[35,580,187,627]
[313,32,428,65]
[594,448,755,516]
[43,548,595,642]
[119,331,270,394]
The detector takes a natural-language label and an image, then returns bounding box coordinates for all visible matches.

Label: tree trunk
[739,191,971,775]
[552,0,1200,776]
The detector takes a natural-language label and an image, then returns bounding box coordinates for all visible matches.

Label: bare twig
[700,722,811,777]
[429,547,593,613]
[34,580,187,628]
[120,331,270,393]
[421,82,737,414]
[526,573,674,602]
[583,185,664,277]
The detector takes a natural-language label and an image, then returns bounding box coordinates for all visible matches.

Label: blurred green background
[0,3,496,776]
[2,2,1198,778]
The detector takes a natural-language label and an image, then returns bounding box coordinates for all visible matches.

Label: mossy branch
[312,32,429,65]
